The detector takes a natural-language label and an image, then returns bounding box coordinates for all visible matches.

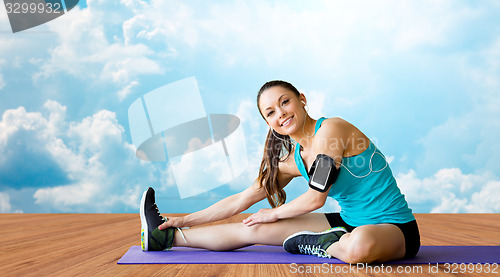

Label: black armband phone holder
[308,154,340,193]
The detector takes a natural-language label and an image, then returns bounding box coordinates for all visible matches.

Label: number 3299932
[5,2,63,14]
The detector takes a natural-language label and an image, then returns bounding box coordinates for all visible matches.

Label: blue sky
[1,0,499,213]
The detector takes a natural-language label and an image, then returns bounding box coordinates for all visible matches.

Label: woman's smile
[281,116,294,127]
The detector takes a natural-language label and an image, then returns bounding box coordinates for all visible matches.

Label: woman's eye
[267,111,274,117]
[282,99,289,105]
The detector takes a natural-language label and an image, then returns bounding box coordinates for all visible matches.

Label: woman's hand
[158,216,185,230]
[242,208,279,227]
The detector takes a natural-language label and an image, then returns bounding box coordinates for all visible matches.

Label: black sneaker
[140,187,175,251]
[283,227,347,258]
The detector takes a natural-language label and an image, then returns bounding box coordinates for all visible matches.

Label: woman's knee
[342,229,377,264]
[243,222,293,245]
[243,222,273,242]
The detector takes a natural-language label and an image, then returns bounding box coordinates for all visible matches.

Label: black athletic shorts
[324,212,420,259]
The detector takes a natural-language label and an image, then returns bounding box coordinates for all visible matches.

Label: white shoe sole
[140,189,149,251]
[283,227,347,247]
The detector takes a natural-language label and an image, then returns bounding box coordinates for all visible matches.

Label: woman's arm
[159,181,267,229]
[242,187,329,226]
[276,188,329,217]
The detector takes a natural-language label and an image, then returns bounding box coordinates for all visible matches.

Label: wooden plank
[0,213,498,276]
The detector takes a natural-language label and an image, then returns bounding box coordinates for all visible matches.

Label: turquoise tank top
[294,117,415,226]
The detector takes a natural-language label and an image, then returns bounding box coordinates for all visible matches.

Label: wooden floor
[1,213,499,277]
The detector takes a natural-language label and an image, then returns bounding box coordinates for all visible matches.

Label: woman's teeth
[282,117,292,126]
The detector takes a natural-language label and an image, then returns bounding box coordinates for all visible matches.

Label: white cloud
[386,155,395,164]
[0,100,160,212]
[0,74,4,91]
[169,140,232,198]
[303,90,326,120]
[36,6,162,85]
[469,180,500,212]
[416,36,500,176]
[1,1,491,102]
[0,192,12,213]
[105,0,474,72]
[234,99,262,133]
[117,80,139,101]
[33,107,154,211]
[0,106,46,154]
[416,107,500,176]
[316,197,341,213]
[0,2,161,100]
[68,109,124,151]
[397,168,500,213]
[207,2,474,62]
[0,191,23,213]
[229,99,266,191]
[0,59,6,90]
[387,1,475,52]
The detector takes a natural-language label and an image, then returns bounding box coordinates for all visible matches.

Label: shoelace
[175,227,188,244]
[154,205,161,217]
[298,244,332,258]
[154,204,188,244]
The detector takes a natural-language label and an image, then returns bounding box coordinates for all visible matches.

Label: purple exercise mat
[117,245,500,264]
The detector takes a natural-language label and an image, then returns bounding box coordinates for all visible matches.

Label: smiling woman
[140,80,420,264]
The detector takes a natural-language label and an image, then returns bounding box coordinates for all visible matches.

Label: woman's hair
[256,80,301,208]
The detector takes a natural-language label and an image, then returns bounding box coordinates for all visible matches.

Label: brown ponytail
[256,80,300,208]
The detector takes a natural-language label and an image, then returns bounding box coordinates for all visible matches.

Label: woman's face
[258,86,306,135]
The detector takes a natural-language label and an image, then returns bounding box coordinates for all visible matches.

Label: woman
[140,80,420,264]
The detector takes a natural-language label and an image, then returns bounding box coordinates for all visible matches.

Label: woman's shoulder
[318,117,370,157]
[316,117,352,136]
[322,116,349,126]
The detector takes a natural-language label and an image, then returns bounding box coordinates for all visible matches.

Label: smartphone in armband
[308,154,340,193]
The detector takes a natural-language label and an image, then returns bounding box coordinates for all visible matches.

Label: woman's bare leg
[171,213,406,264]
[172,213,331,251]
[326,224,406,263]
